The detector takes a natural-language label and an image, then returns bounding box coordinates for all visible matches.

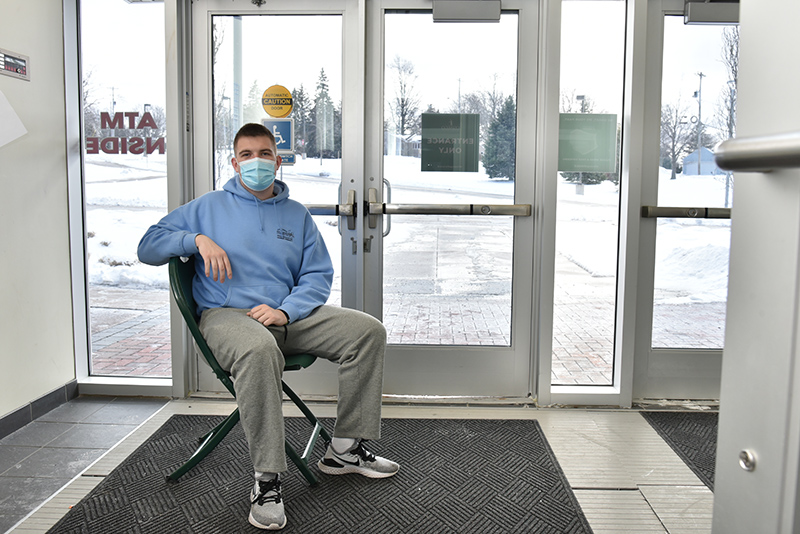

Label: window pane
[652,17,737,349]
[81,0,170,377]
[212,15,343,305]
[382,12,518,346]
[553,0,625,385]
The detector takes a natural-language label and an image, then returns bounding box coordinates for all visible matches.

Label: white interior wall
[0,0,76,416]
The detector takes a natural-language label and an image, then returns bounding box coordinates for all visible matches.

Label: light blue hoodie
[137,177,333,322]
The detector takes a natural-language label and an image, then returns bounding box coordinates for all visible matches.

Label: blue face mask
[238,157,276,191]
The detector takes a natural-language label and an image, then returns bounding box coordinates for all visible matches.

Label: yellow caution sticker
[262,85,293,118]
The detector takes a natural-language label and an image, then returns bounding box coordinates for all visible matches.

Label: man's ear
[275,154,282,171]
[231,155,239,173]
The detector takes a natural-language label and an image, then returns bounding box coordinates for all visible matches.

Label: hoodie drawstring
[253,195,264,233]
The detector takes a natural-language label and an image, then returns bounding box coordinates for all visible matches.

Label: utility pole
[695,72,705,174]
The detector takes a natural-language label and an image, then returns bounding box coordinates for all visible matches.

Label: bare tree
[82,69,102,138]
[713,26,738,206]
[661,102,694,180]
[387,55,420,137]
[715,26,738,142]
[446,75,507,144]
[484,74,506,122]
[560,89,596,113]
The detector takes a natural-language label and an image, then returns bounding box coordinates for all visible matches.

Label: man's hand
[196,234,232,283]
[247,305,289,327]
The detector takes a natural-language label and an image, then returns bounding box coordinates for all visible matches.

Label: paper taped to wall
[0,89,27,148]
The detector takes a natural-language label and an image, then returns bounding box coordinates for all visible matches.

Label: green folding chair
[166,256,331,485]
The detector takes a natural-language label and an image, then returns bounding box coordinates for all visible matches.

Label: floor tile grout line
[5,401,172,534]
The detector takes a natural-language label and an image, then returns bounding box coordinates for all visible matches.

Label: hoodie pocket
[223,284,291,310]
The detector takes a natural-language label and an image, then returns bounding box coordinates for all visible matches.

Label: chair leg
[282,380,331,486]
[282,380,332,444]
[166,409,241,482]
[286,441,319,486]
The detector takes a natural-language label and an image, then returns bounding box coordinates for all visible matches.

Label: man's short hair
[234,123,276,153]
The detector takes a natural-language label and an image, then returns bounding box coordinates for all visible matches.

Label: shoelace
[351,440,377,462]
[252,478,282,505]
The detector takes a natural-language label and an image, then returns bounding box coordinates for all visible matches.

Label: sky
[661,16,734,135]
[81,0,166,113]
[80,0,736,131]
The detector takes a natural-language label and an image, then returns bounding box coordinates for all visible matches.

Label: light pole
[694,72,705,174]
[575,95,587,194]
[576,94,587,113]
[221,96,231,146]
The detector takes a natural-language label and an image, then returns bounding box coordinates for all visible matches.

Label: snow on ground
[84,153,732,303]
[554,168,731,302]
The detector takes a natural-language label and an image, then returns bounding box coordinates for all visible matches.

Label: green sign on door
[421,113,480,172]
[558,113,618,173]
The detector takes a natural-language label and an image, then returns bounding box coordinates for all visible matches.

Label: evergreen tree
[243,81,264,125]
[292,84,311,157]
[333,101,342,158]
[312,69,335,158]
[483,96,516,181]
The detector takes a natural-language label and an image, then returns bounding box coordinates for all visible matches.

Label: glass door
[191,0,538,399]
[191,0,362,394]
[366,2,537,397]
[635,0,737,399]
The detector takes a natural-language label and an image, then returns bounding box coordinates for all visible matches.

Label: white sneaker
[317,440,400,478]
[249,477,287,530]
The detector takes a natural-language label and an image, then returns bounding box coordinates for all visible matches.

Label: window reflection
[81,0,170,377]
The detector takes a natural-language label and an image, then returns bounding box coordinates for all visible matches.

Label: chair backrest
[168,256,236,396]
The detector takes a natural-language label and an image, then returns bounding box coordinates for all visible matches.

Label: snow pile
[555,168,732,303]
[85,153,733,304]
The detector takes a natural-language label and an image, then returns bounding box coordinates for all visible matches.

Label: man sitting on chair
[137,123,399,530]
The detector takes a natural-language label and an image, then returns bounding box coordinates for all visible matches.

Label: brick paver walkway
[89,287,171,377]
[89,254,727,384]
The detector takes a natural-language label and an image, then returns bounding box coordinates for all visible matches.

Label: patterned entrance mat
[641,411,718,490]
[47,415,593,533]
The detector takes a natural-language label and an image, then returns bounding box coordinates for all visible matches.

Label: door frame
[364,0,540,398]
[631,0,725,401]
[178,0,364,396]
[182,0,545,398]
[166,0,709,405]
[538,0,646,407]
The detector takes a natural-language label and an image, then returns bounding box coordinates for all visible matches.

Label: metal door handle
[383,178,392,237]
[715,131,800,172]
[305,189,357,230]
[367,187,530,228]
[376,203,531,215]
[641,206,731,219]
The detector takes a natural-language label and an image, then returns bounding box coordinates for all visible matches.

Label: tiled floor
[0,396,168,534]
[5,397,714,534]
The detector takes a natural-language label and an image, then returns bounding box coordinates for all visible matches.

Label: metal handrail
[715,131,800,172]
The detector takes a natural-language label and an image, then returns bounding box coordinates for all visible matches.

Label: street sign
[262,118,294,152]
[280,153,296,166]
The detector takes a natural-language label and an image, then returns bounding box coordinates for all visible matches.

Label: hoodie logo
[276,228,294,242]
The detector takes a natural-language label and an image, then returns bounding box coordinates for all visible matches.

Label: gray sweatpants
[198,305,386,473]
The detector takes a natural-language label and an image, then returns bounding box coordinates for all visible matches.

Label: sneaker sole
[249,512,287,530]
[317,460,399,479]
